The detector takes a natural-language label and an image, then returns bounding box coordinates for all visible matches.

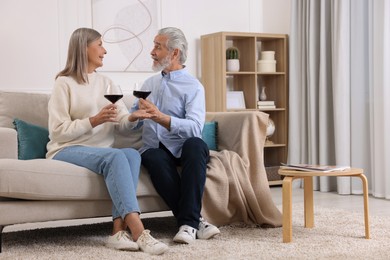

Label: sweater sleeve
[48,79,93,143]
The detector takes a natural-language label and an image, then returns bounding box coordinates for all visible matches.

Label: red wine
[133,90,151,99]
[104,94,123,104]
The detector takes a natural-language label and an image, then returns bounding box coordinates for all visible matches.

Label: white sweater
[46,72,135,159]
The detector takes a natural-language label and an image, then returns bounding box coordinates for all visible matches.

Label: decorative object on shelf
[226,91,246,109]
[266,117,275,145]
[258,51,276,73]
[226,46,240,72]
[260,86,267,101]
[261,51,275,60]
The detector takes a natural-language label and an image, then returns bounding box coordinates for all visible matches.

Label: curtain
[369,0,390,199]
[289,0,390,197]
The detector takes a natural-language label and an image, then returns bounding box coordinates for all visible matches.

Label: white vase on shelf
[260,86,267,101]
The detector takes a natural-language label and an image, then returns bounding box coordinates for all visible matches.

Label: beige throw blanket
[202,112,282,227]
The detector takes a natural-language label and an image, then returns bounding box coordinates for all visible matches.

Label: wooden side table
[278,168,370,243]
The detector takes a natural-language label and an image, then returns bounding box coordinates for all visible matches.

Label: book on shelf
[257,100,275,106]
[280,163,351,172]
[258,105,276,109]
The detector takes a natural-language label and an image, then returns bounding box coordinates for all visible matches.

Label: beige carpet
[1,204,390,259]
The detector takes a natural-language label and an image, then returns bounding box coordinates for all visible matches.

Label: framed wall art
[92,0,161,72]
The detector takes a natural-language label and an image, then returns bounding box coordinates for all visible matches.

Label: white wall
[0,0,290,93]
[0,0,60,92]
[262,0,291,34]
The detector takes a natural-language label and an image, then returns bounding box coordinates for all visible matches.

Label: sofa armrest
[206,111,268,152]
[206,111,269,173]
[0,127,18,159]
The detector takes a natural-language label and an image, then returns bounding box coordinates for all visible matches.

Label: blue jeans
[53,146,141,220]
[141,137,210,229]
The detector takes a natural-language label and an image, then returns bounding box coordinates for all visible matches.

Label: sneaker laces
[139,230,159,246]
[116,230,132,241]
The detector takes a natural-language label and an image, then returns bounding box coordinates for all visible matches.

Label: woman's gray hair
[56,28,101,84]
[158,27,188,64]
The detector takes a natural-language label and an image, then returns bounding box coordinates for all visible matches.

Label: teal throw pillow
[202,121,218,151]
[13,118,50,160]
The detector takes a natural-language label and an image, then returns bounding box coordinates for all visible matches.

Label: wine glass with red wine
[133,90,151,99]
[104,84,123,104]
[133,82,151,99]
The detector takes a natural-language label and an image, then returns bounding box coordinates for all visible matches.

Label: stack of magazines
[280,163,351,172]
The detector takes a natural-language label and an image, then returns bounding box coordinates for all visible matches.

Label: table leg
[303,176,314,228]
[282,176,293,243]
[358,174,370,239]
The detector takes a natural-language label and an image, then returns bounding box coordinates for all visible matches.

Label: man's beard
[152,55,171,72]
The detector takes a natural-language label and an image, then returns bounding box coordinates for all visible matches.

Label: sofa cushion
[0,159,159,200]
[202,121,218,151]
[13,118,50,160]
[0,91,50,129]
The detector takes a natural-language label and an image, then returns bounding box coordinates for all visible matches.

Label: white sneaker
[197,217,220,239]
[173,225,197,244]
[136,229,168,255]
[105,230,139,251]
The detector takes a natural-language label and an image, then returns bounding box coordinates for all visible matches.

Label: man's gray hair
[158,27,188,64]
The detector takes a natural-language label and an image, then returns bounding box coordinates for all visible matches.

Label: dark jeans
[141,137,210,229]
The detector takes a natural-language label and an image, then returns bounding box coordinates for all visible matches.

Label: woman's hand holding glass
[90,104,119,127]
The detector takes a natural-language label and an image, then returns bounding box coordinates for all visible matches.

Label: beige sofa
[0,91,282,252]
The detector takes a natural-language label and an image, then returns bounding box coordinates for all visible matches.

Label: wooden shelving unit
[200,32,288,185]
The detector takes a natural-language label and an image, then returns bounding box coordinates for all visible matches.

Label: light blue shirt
[131,67,206,157]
